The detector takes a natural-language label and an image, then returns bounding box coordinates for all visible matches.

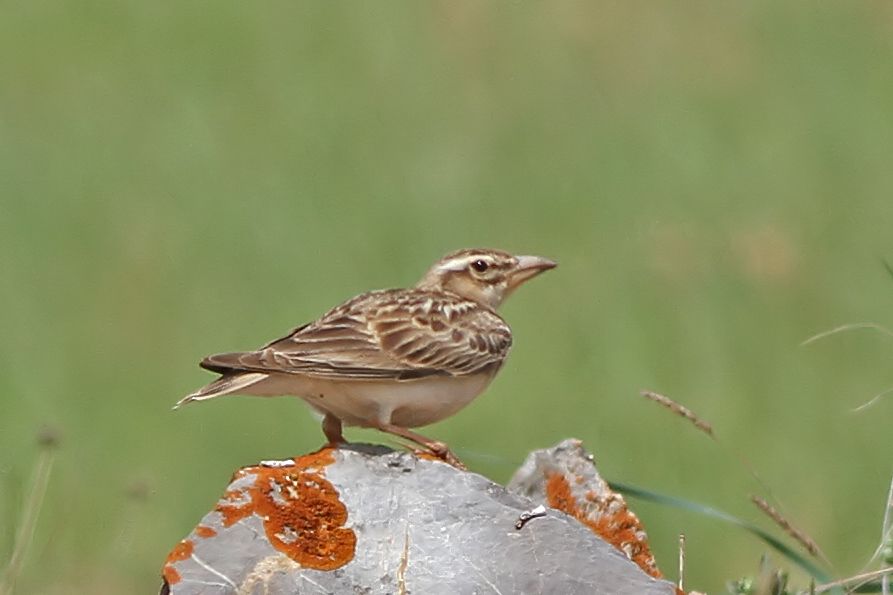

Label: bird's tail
[173,372,269,410]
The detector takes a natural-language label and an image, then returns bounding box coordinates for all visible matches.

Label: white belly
[245,372,496,428]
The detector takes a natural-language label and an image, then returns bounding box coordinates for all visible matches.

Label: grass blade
[882,258,893,282]
[0,429,58,595]
[610,480,832,584]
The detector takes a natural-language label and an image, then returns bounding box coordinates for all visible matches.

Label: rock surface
[508,438,662,578]
[161,442,677,595]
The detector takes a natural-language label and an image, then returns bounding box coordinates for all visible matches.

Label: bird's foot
[417,441,467,470]
[363,421,468,470]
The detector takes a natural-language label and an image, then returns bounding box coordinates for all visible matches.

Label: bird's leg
[322,413,345,446]
[372,422,466,470]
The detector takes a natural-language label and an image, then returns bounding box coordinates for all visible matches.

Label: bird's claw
[418,442,467,470]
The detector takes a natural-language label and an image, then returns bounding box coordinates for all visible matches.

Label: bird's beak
[507,255,557,290]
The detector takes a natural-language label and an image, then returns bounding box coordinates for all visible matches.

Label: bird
[176,248,556,467]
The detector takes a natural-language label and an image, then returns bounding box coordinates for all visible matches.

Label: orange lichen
[163,565,181,585]
[168,539,194,561]
[214,447,356,571]
[162,539,193,585]
[545,473,662,579]
[195,525,217,538]
[546,473,576,513]
[217,488,253,527]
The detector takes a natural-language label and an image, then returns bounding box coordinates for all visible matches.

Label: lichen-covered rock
[162,443,676,595]
[508,438,663,578]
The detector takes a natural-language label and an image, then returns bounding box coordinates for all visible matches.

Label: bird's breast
[296,371,498,429]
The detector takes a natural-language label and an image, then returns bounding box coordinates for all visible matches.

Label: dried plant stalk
[641,390,714,438]
[815,567,893,593]
[751,495,828,565]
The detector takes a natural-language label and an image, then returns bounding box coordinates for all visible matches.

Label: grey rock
[162,443,676,595]
[508,439,662,578]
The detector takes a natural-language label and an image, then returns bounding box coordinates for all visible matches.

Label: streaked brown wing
[200,289,512,380]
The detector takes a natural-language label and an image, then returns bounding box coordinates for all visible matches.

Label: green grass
[2,2,893,592]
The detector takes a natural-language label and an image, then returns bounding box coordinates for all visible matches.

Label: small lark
[177,248,556,467]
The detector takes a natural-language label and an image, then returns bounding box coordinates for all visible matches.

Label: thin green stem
[0,449,55,595]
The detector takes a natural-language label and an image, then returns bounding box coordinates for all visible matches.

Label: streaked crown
[416,248,556,309]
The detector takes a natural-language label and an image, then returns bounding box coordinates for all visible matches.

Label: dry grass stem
[802,322,893,414]
[396,525,409,595]
[814,567,893,593]
[677,533,685,592]
[854,457,893,594]
[851,385,893,414]
[881,473,893,595]
[641,390,714,438]
[641,390,801,552]
[750,495,829,567]
[0,433,58,595]
[800,322,893,346]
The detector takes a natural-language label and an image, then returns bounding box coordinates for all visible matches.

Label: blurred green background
[2,2,893,593]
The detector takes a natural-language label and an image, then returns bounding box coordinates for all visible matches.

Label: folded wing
[200,289,512,381]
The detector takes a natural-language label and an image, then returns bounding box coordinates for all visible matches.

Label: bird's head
[417,248,557,309]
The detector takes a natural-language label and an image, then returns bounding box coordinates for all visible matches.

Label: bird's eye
[471,259,489,273]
